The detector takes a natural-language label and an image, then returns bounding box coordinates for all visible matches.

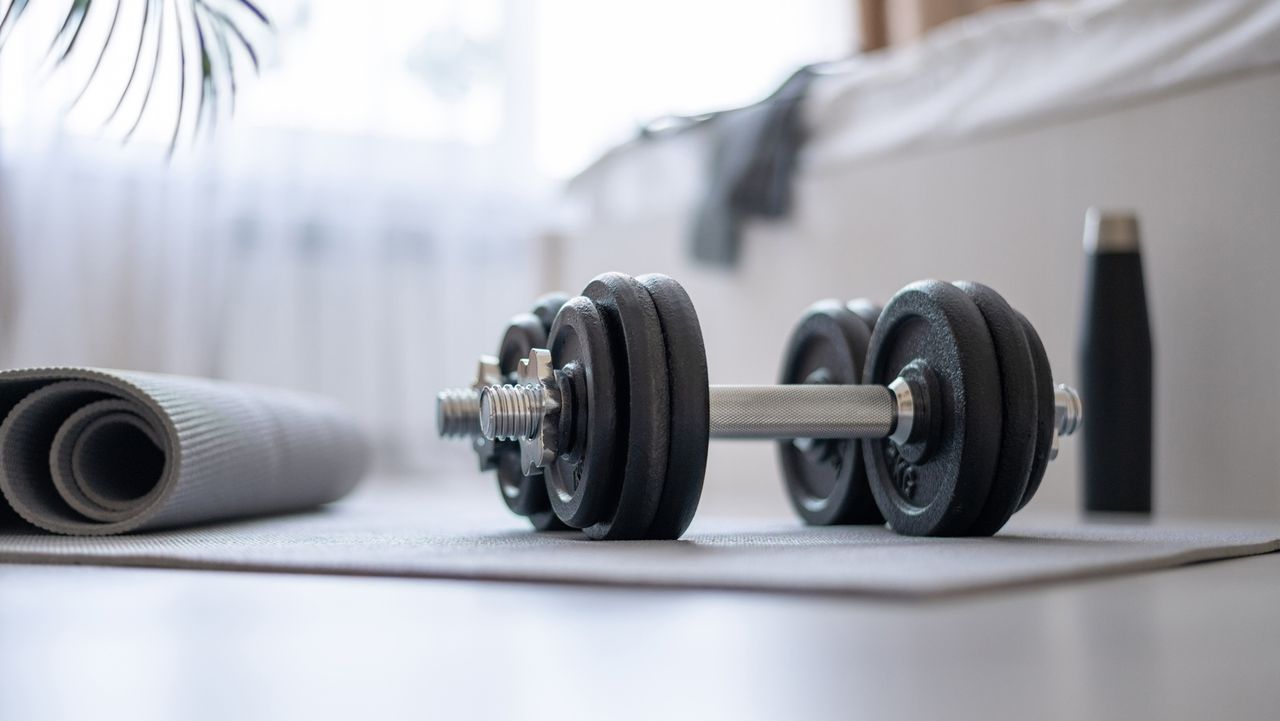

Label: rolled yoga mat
[0,368,369,535]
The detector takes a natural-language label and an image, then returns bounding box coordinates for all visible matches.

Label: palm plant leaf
[0,0,33,48]
[201,5,237,114]
[103,0,153,125]
[203,3,260,71]
[68,0,122,107]
[168,0,188,153]
[47,0,91,64]
[191,4,215,141]
[122,0,165,141]
[0,0,272,154]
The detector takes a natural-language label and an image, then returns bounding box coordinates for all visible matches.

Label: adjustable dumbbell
[438,272,1081,540]
[436,293,570,530]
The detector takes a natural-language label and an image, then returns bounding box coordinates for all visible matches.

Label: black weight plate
[777,300,883,525]
[494,312,564,531]
[543,296,618,529]
[847,298,882,335]
[531,292,571,332]
[861,281,1002,536]
[498,314,547,378]
[637,273,709,540]
[492,451,558,530]
[580,273,670,540]
[954,282,1038,536]
[1016,311,1055,511]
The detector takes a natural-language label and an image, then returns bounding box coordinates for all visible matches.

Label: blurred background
[1,0,1278,519]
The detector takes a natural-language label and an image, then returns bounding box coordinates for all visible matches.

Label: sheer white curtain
[0,128,547,473]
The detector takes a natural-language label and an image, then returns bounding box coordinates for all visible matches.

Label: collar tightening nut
[479,348,561,476]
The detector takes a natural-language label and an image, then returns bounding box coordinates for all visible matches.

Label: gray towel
[690,67,816,266]
[0,367,369,535]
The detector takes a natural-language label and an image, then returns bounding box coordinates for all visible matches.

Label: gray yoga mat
[0,367,369,535]
[0,486,1275,597]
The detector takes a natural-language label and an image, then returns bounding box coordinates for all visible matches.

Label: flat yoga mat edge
[1,491,1275,598]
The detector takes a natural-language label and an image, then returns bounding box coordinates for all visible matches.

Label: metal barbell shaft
[440,383,901,441]
[708,385,896,440]
[444,354,1083,459]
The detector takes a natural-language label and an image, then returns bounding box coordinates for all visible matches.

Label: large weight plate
[543,297,618,528]
[847,298,882,335]
[531,292,571,333]
[1016,311,1055,511]
[954,282,1038,536]
[862,281,1002,536]
[637,274,709,540]
[777,300,883,525]
[580,273,670,540]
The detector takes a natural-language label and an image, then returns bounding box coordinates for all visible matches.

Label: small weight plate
[777,300,883,525]
[862,280,1002,536]
[531,292,571,332]
[498,314,548,378]
[847,298,882,335]
[637,273,709,540]
[543,296,618,528]
[580,273,670,540]
[492,450,561,530]
[494,311,564,530]
[1016,311,1055,511]
[953,282,1038,536]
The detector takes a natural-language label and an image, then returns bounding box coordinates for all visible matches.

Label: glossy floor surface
[2,550,1278,721]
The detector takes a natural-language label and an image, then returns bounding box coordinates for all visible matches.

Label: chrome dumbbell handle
[469,383,899,446]
[464,348,1083,475]
[710,382,1081,446]
[709,382,1084,451]
[456,381,915,443]
[707,384,898,440]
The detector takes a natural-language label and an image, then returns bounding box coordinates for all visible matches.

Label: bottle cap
[1083,208,1141,254]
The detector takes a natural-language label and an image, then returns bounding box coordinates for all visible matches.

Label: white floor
[2,549,1277,721]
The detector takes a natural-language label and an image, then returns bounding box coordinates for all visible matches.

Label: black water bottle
[1080,209,1153,514]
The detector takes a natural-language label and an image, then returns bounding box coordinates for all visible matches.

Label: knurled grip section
[708,385,896,439]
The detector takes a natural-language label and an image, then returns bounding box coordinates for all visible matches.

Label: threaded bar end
[436,388,483,438]
[480,384,544,440]
[1055,384,1083,436]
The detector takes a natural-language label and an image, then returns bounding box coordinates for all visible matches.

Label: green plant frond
[201,4,237,115]
[0,0,34,49]
[0,0,272,152]
[48,0,92,65]
[69,0,123,107]
[124,0,166,142]
[203,4,260,72]
[104,0,155,126]
[233,0,269,28]
[168,0,188,155]
[191,5,216,143]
